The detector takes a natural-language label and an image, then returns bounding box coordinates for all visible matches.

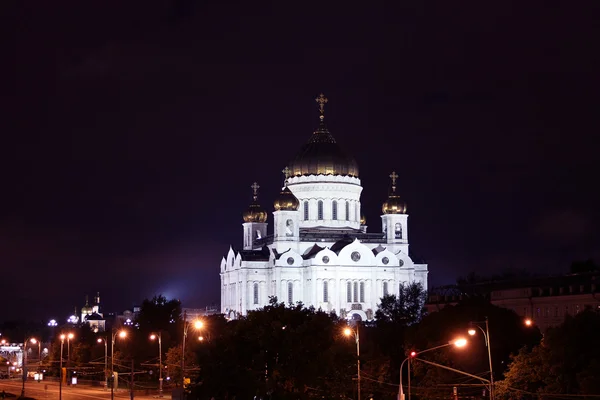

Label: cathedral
[220,94,428,321]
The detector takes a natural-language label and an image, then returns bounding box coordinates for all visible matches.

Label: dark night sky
[2,1,599,323]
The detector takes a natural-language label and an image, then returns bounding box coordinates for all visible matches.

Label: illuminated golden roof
[288,94,358,177]
[274,186,299,211]
[243,182,268,223]
[382,171,407,215]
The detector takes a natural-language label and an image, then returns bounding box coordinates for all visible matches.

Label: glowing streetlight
[181,311,204,389]
[150,332,164,397]
[97,337,108,390]
[111,329,127,400]
[21,336,39,398]
[343,326,361,400]
[524,318,533,327]
[467,318,494,400]
[400,338,468,400]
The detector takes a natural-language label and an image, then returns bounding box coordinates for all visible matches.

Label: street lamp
[30,338,41,367]
[150,332,163,397]
[343,326,361,400]
[524,318,533,327]
[468,318,494,400]
[111,329,127,400]
[399,337,467,400]
[21,337,39,398]
[66,333,74,365]
[97,337,108,390]
[181,311,204,390]
[59,334,67,400]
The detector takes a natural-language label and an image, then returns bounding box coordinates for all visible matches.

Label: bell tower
[242,182,268,250]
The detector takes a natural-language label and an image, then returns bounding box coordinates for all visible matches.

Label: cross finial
[251,182,260,201]
[389,171,398,192]
[315,93,328,121]
[282,166,291,179]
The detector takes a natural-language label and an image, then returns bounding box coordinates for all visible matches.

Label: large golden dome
[382,171,407,214]
[243,182,268,223]
[274,186,300,211]
[288,94,358,177]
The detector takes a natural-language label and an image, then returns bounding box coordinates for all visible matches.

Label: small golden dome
[274,186,300,211]
[382,171,407,214]
[382,194,407,214]
[360,215,367,225]
[243,182,268,223]
[243,203,268,223]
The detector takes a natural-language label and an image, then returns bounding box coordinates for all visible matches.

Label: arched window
[332,200,338,220]
[318,200,324,220]
[231,258,234,267]
[353,281,358,302]
[345,201,350,221]
[395,223,402,239]
[323,281,329,303]
[253,283,259,305]
[347,282,352,302]
[288,281,293,304]
[383,281,389,296]
[360,282,365,303]
[303,201,309,220]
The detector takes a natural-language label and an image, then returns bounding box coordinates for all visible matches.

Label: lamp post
[343,326,361,400]
[111,329,127,400]
[399,338,467,400]
[66,333,74,365]
[97,337,108,390]
[59,334,66,400]
[150,332,163,397]
[21,337,38,398]
[181,311,203,390]
[468,317,494,400]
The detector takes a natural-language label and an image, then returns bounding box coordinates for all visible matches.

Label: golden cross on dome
[315,93,328,120]
[282,166,291,179]
[251,182,260,201]
[389,171,398,191]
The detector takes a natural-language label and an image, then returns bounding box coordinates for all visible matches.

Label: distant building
[182,306,220,320]
[427,271,600,332]
[80,292,105,332]
[116,306,141,327]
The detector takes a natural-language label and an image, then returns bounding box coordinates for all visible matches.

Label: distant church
[220,94,428,321]
[80,292,105,332]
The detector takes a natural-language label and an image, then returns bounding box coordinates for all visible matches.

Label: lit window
[253,283,259,305]
[288,281,293,304]
[360,282,365,303]
[332,200,338,220]
[318,200,324,220]
[383,281,388,296]
[395,223,402,239]
[347,282,352,302]
[323,281,328,303]
[346,201,350,221]
[304,201,309,220]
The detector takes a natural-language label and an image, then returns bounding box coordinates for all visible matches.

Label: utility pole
[130,359,134,400]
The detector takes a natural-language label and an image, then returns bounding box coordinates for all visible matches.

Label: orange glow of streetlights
[150,334,157,340]
[118,330,127,338]
[60,334,66,340]
[67,333,74,340]
[453,338,468,348]
[524,318,533,327]
[343,327,352,336]
[30,338,37,344]
[468,328,477,336]
[193,320,203,330]
[198,336,204,342]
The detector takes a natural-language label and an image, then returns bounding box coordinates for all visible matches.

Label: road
[0,379,169,400]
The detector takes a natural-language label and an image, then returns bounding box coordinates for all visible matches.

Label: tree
[375,282,427,325]
[497,308,600,398]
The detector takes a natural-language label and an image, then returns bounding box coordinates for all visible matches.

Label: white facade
[219,97,428,321]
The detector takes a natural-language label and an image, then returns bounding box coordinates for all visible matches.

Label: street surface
[0,379,168,400]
